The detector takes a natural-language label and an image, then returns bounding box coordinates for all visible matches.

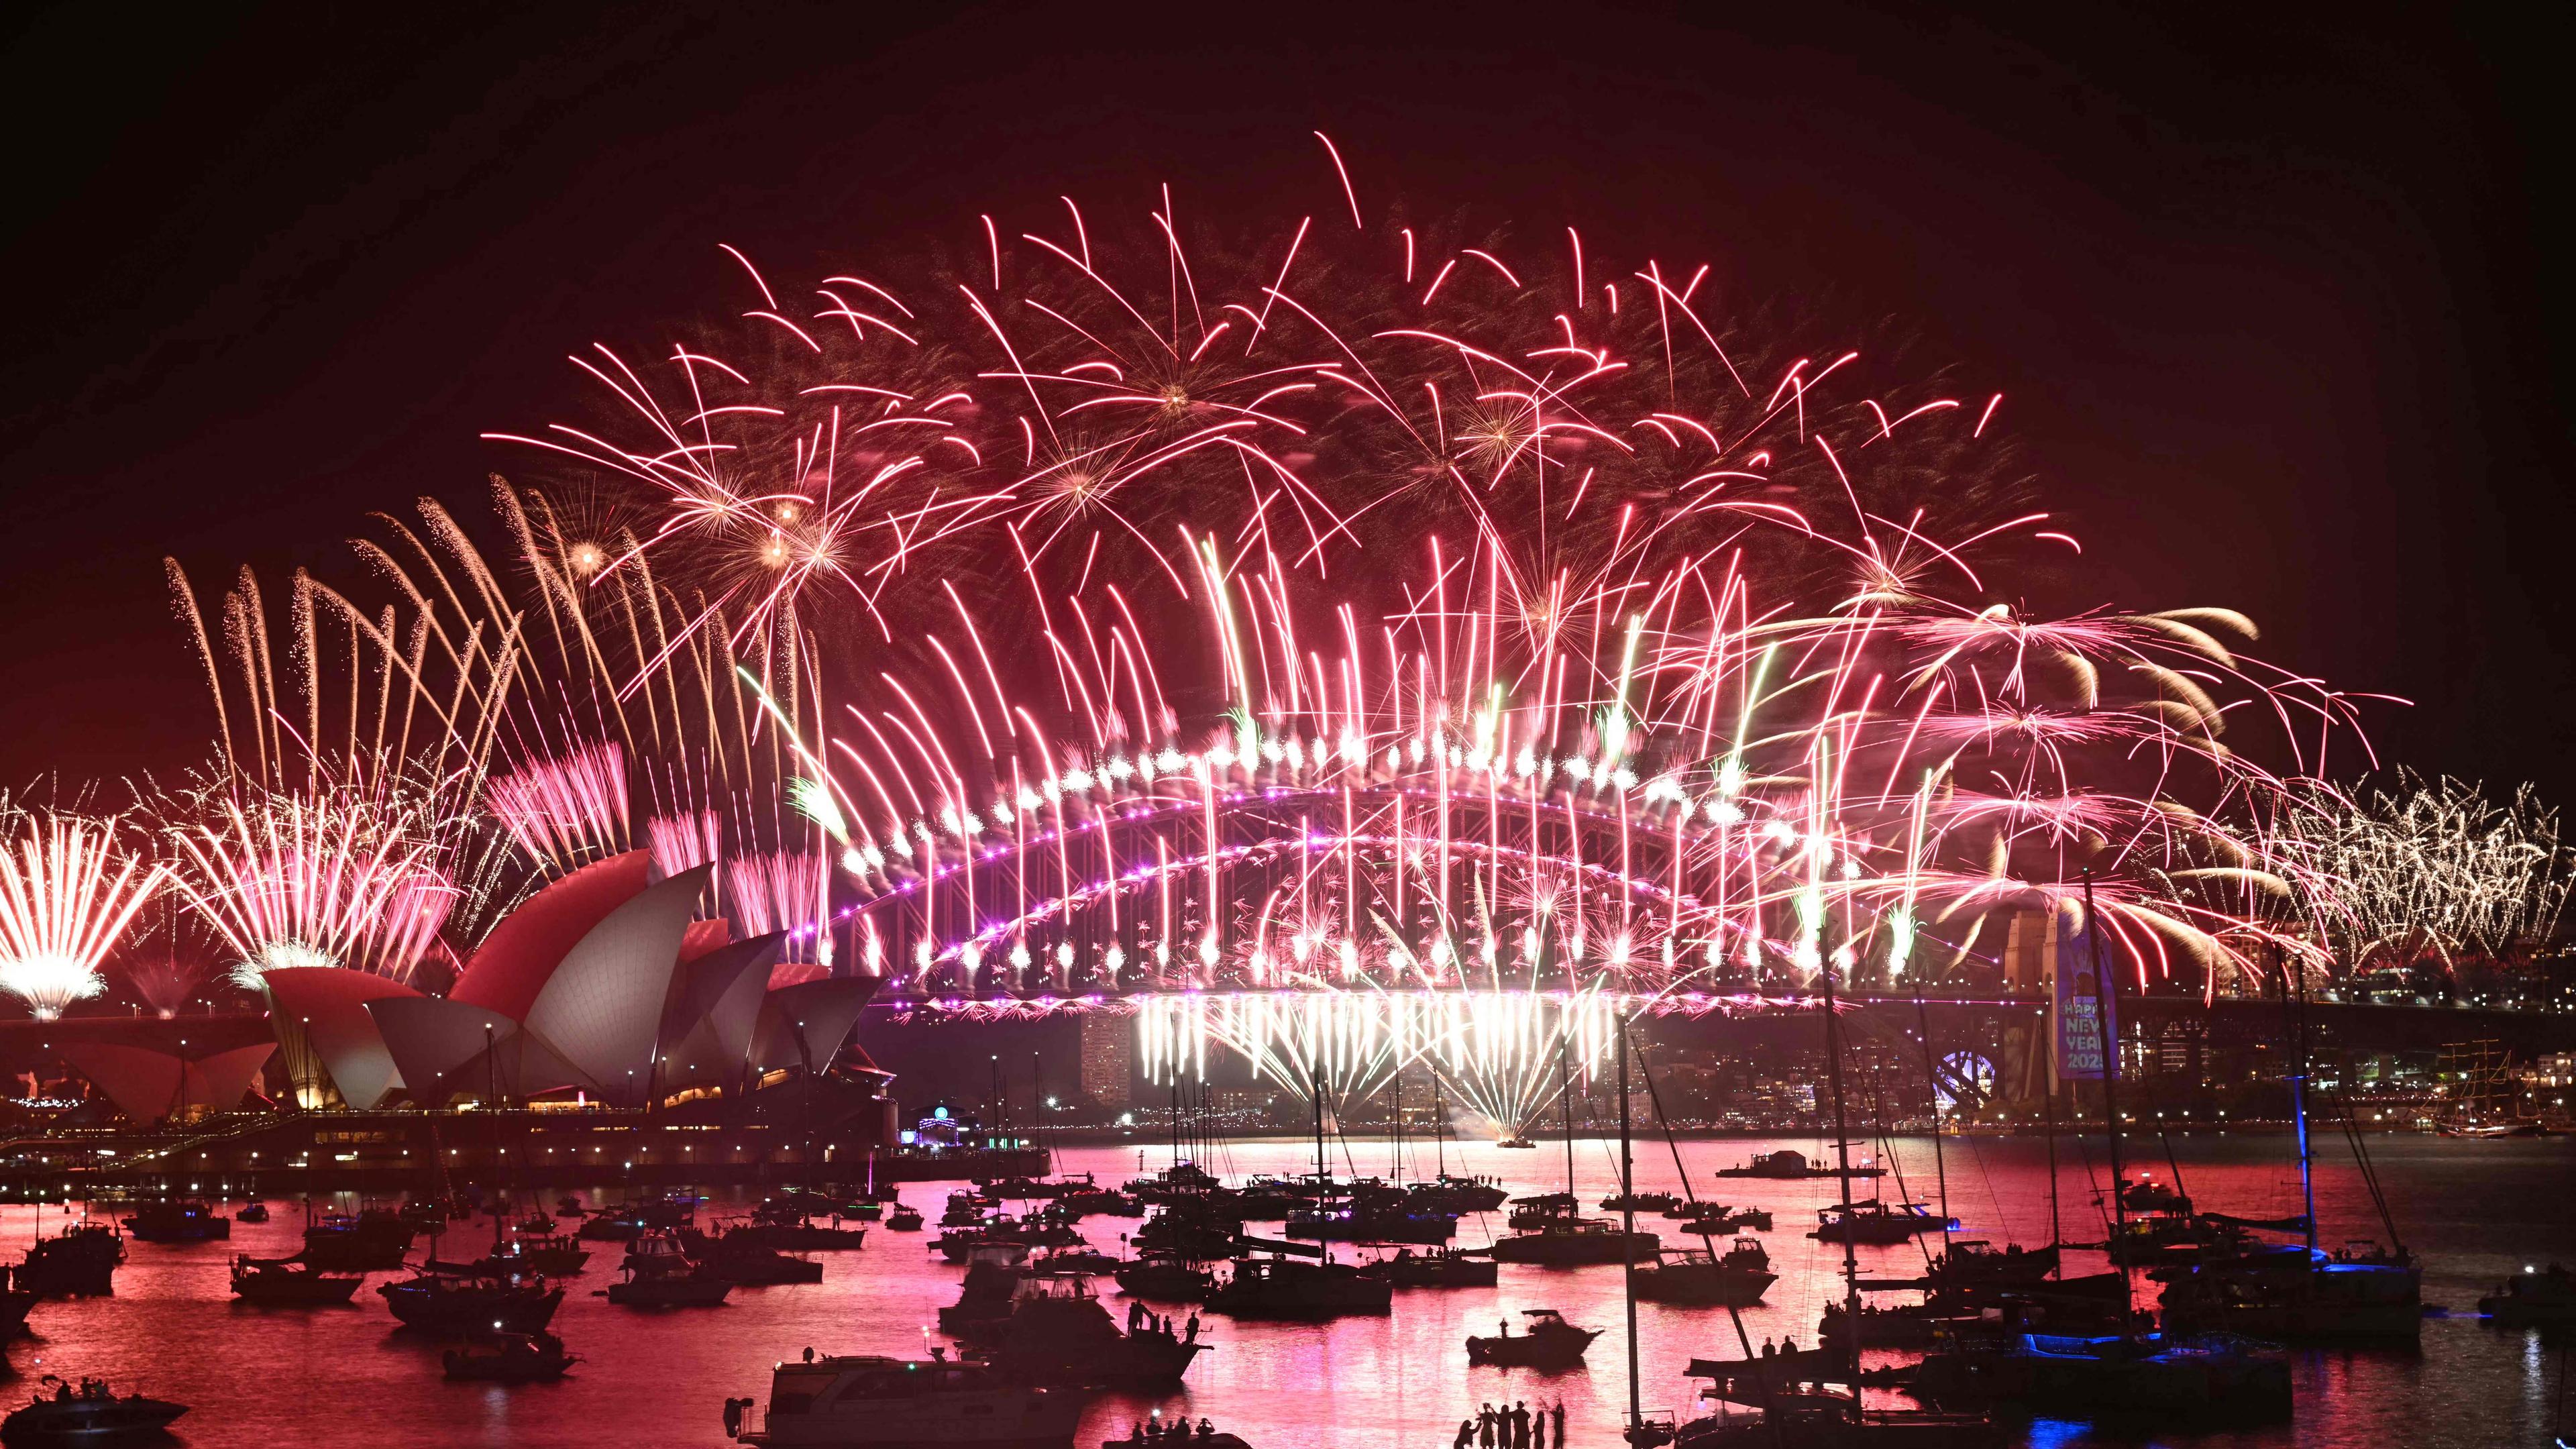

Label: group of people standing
[1457,1399,1564,1449]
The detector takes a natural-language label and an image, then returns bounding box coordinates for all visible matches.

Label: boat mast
[1311,1060,1332,1267]
[1817,936,1862,1424]
[1617,1005,1641,1443]
[1559,1034,1576,1201]
[2080,871,2129,1263]
[1032,1052,1053,1177]
[1390,1064,1403,1185]
[1913,995,1953,1257]
[1433,1075,1448,1180]
[487,1022,504,1255]
[2041,1067,2062,1277]
[2281,939,2318,1255]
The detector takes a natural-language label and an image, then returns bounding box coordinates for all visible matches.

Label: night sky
[3,3,2564,803]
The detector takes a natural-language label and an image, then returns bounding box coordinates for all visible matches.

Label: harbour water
[4,1133,2568,1448]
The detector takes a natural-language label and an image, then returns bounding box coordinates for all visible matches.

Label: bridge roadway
[0,992,2563,1073]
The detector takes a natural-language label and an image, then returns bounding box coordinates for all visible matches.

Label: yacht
[120,1191,226,1237]
[1668,1354,1997,1448]
[1632,1238,1776,1306]
[379,1267,563,1332]
[965,1274,1208,1387]
[1113,1253,1215,1301]
[606,1232,733,1307]
[302,1208,415,1271]
[1715,1148,1885,1179]
[230,1254,365,1305]
[11,1222,123,1297]
[2155,1240,2421,1341]
[1807,1201,1951,1246]
[1488,1203,1659,1267]
[1906,1330,2291,1424]
[1921,1241,2057,1287]
[1203,1255,1391,1319]
[696,1229,826,1285]
[1381,1247,1499,1288]
[2479,1262,2576,1324]
[1405,1175,1509,1214]
[443,1329,581,1383]
[722,1354,1081,1448]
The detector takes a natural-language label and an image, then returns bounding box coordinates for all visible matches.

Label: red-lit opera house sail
[241,849,879,1114]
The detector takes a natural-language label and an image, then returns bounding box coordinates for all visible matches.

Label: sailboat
[1490,1040,1658,1267]
[1652,946,1998,1448]
[2154,945,2420,1341]
[1203,1067,1389,1318]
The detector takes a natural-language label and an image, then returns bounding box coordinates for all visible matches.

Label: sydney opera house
[1,852,923,1194]
[260,851,875,1113]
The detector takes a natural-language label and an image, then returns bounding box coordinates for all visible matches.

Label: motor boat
[1600,1191,1683,1214]
[722,1353,1082,1447]
[443,1330,581,1383]
[1495,1136,1536,1149]
[605,1232,733,1307]
[1464,1309,1601,1370]
[379,1267,564,1333]
[3,1378,187,1444]
[885,1204,925,1232]
[1381,1247,1499,1288]
[1103,1414,1251,1449]
[2480,1262,2576,1324]
[229,1254,364,1305]
[233,1201,269,1224]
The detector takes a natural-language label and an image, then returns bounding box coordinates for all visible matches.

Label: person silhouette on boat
[1455,1417,1476,1449]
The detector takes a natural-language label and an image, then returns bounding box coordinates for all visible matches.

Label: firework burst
[0,813,162,1020]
